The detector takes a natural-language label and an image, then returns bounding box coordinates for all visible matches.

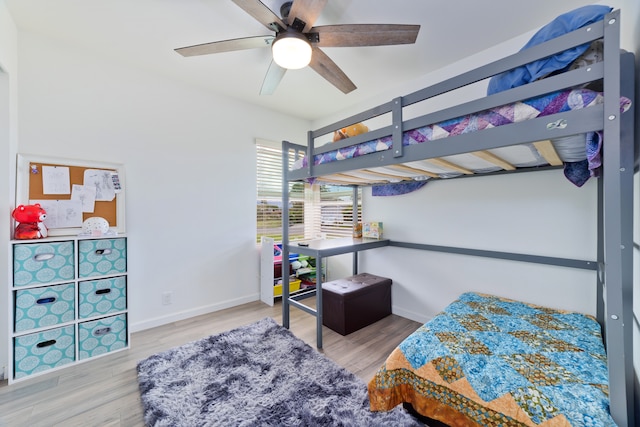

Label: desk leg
[316,258,323,349]
[353,251,358,274]
[282,262,290,329]
[282,297,289,329]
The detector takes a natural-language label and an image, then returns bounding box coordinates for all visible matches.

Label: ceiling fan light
[272,32,312,70]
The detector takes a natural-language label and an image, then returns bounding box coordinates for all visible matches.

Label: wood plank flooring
[0,299,422,427]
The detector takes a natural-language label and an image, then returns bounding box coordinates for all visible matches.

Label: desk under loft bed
[280,8,634,426]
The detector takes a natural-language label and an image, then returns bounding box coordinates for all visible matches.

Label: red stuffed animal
[12,204,48,239]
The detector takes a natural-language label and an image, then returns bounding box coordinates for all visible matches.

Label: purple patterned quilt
[301,89,631,188]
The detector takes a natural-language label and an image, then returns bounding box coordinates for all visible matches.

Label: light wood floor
[0,299,422,427]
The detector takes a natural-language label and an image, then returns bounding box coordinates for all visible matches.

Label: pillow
[487,5,612,95]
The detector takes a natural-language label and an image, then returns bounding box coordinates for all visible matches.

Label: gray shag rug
[136,317,421,427]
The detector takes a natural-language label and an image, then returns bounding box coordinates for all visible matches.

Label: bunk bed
[280,7,635,427]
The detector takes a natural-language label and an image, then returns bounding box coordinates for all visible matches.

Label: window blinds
[256,142,361,243]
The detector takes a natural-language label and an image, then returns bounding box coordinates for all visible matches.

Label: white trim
[129,294,260,332]
[391,305,430,325]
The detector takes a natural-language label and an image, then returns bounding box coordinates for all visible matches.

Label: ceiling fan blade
[308,47,356,94]
[312,24,420,47]
[287,0,327,31]
[175,35,274,57]
[260,61,287,95]
[232,0,286,32]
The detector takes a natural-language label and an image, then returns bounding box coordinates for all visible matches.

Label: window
[256,140,361,243]
[313,185,362,239]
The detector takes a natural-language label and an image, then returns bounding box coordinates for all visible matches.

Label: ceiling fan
[174,0,420,95]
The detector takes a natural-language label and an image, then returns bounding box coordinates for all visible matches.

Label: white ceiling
[6,0,597,121]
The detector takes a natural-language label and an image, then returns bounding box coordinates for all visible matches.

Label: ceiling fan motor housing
[280,1,293,19]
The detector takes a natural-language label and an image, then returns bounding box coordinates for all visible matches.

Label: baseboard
[132,299,430,333]
[392,305,430,325]
[130,293,260,333]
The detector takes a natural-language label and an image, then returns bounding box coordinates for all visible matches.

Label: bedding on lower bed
[296,89,631,188]
[367,292,615,426]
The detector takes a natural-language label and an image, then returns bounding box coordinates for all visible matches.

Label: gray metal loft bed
[280,9,634,426]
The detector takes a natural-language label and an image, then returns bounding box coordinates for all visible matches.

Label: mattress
[294,89,631,189]
[368,292,615,426]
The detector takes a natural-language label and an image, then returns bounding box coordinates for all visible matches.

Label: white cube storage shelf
[9,235,128,383]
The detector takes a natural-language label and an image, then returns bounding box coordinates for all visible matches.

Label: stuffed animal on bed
[332,122,369,142]
[12,203,48,239]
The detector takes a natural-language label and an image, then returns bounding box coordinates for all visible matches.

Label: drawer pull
[36,340,57,348]
[36,297,57,305]
[33,253,55,262]
[95,289,112,295]
[93,327,112,336]
[95,249,112,256]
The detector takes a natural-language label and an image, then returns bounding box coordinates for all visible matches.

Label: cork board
[16,154,126,236]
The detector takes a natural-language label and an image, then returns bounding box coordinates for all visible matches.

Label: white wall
[0,0,18,381]
[11,30,310,338]
[363,169,601,319]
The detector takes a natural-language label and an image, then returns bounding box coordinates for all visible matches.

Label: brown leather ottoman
[322,273,392,335]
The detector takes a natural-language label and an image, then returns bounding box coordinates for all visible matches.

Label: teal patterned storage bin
[13,241,75,287]
[78,277,127,319]
[14,283,75,332]
[78,238,127,278]
[14,325,75,379]
[78,314,127,360]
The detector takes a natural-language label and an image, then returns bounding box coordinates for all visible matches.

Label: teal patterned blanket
[368,292,615,426]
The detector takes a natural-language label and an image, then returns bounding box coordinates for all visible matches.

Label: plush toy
[290,259,309,271]
[12,203,48,240]
[332,122,369,142]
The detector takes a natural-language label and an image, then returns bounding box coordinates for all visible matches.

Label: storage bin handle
[93,327,112,336]
[36,297,57,305]
[36,340,56,348]
[95,289,112,295]
[95,248,112,256]
[33,253,55,262]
